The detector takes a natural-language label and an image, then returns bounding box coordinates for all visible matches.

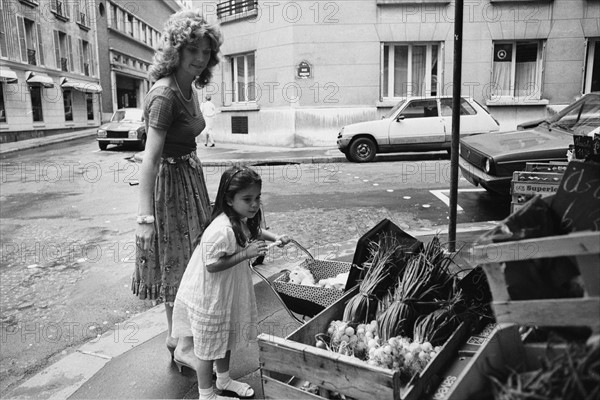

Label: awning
[0,67,18,83]
[25,71,54,88]
[60,77,102,93]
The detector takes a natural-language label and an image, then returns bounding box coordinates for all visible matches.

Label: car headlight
[338,127,344,138]
[484,158,492,173]
[97,129,106,137]
[129,130,138,138]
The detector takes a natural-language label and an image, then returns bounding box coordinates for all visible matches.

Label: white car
[337,96,500,162]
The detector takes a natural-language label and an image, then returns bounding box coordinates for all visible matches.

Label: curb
[132,152,348,166]
[0,130,98,156]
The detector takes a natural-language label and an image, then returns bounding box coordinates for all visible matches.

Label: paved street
[0,135,511,397]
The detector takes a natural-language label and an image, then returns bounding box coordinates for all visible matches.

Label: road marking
[429,188,486,211]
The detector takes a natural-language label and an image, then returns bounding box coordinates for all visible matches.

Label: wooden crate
[470,230,600,333]
[258,286,470,400]
[428,323,571,400]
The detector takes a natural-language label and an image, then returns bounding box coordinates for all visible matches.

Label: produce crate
[258,286,470,400]
[470,230,600,333]
[427,323,573,400]
[524,161,568,173]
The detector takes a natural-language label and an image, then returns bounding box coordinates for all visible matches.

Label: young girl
[172,166,290,400]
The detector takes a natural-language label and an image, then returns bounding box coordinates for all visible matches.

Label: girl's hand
[245,240,267,259]
[136,223,155,252]
[275,235,291,247]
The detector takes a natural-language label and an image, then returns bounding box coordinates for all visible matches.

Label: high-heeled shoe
[166,337,178,360]
[173,357,196,373]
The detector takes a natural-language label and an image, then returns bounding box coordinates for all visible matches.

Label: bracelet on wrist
[137,215,155,224]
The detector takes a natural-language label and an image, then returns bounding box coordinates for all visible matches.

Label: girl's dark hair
[212,166,262,247]
[149,9,223,88]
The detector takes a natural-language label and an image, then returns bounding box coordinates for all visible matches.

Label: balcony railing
[27,48,37,65]
[61,57,68,72]
[217,0,258,19]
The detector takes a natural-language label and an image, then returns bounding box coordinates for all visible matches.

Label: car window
[401,100,438,118]
[111,111,125,122]
[550,94,600,136]
[385,100,406,118]
[439,98,477,117]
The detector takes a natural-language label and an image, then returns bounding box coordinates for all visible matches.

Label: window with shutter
[36,23,43,65]
[53,30,60,69]
[67,35,73,72]
[16,15,27,62]
[79,39,84,73]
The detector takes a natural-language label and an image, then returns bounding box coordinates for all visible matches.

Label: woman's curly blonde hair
[149,10,223,88]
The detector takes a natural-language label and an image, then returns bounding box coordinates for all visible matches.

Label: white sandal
[216,379,254,399]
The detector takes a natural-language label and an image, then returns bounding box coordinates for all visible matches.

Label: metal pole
[448,0,464,253]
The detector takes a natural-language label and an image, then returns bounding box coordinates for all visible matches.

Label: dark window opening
[30,85,43,122]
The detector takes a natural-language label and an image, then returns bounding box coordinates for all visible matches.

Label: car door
[388,99,445,146]
[439,98,493,137]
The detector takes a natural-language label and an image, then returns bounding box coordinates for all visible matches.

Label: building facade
[0,0,102,143]
[95,0,181,121]
[195,0,600,147]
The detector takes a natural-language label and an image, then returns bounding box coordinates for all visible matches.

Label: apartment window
[491,41,544,99]
[50,0,70,20]
[0,84,6,123]
[127,14,134,37]
[86,93,94,120]
[63,89,73,121]
[109,4,118,28]
[79,39,90,76]
[54,31,73,72]
[230,53,255,103]
[75,0,90,27]
[217,0,258,19]
[584,38,600,93]
[18,17,43,66]
[382,43,441,99]
[30,85,43,121]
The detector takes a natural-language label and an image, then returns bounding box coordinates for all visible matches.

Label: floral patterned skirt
[131,151,212,303]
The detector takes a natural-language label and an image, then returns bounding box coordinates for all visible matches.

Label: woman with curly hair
[132,9,222,370]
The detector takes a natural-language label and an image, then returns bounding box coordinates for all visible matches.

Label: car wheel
[348,137,376,163]
[98,142,108,151]
[138,134,147,151]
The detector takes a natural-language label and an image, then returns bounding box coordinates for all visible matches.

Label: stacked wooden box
[510,162,567,213]
[427,160,600,399]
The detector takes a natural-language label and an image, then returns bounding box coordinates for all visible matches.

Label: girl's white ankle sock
[198,386,214,400]
[216,371,230,388]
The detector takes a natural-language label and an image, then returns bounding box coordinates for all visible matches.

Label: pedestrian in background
[172,166,291,400]
[133,9,223,367]
[200,95,216,147]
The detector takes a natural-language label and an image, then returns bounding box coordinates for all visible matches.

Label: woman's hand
[245,240,267,259]
[136,223,155,252]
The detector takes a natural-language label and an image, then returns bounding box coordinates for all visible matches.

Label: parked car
[97,108,146,151]
[459,92,600,195]
[337,96,500,162]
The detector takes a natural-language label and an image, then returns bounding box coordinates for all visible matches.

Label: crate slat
[471,231,600,264]
[492,298,600,329]
[259,334,399,400]
[262,375,324,400]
